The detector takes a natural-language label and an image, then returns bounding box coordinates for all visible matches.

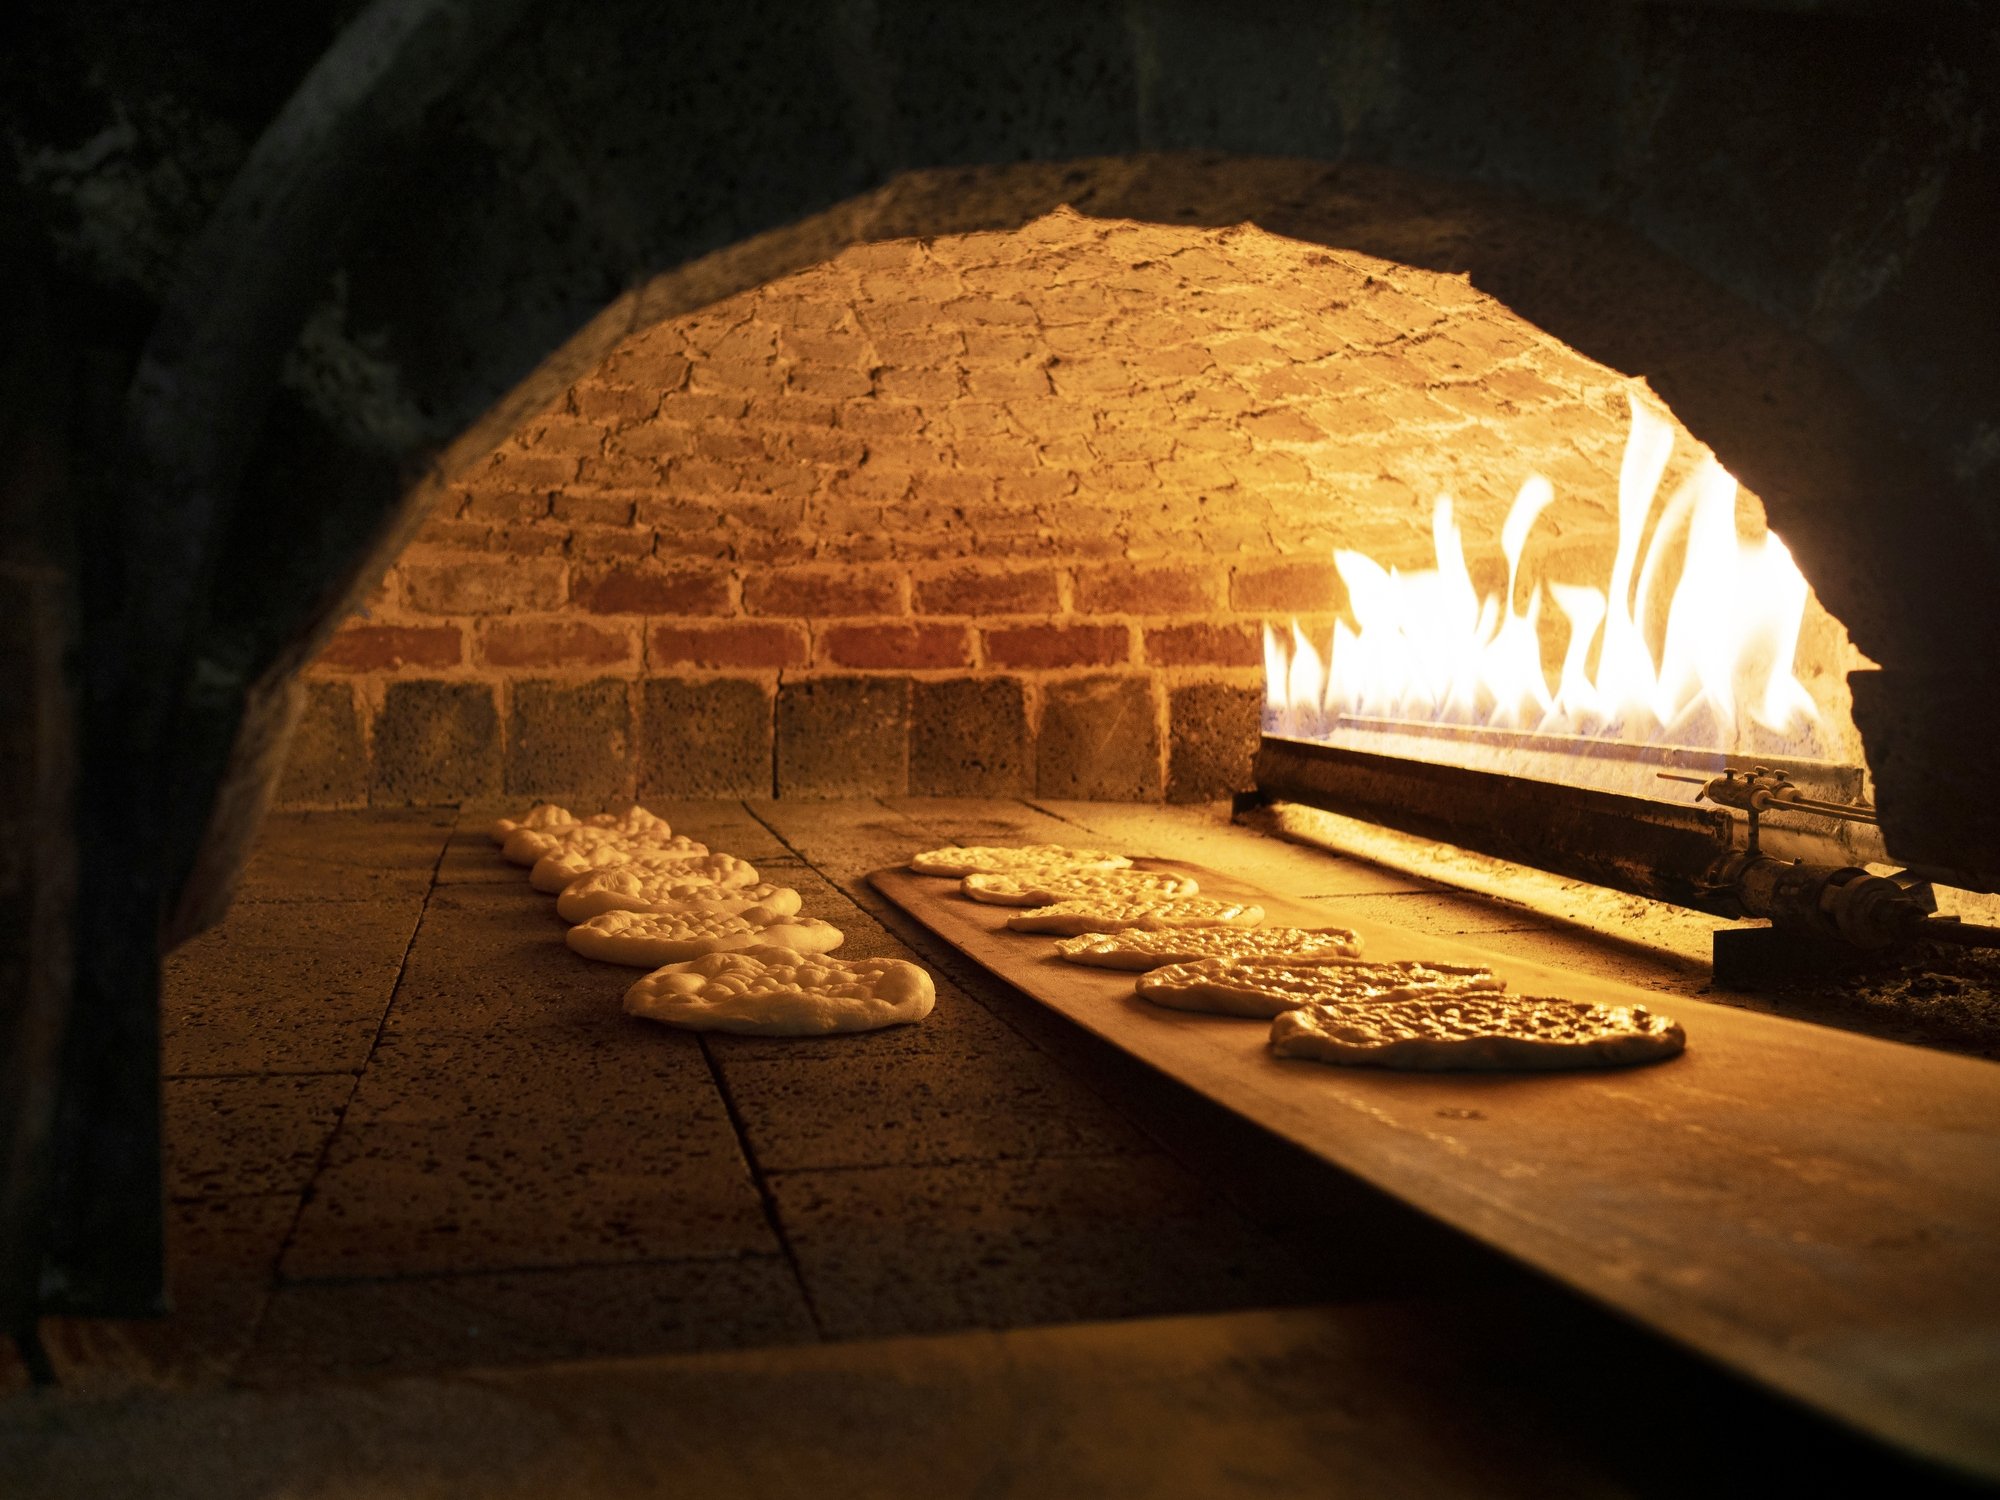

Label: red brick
[459,487,551,523]
[572,384,662,424]
[403,556,566,615]
[567,526,656,560]
[1229,558,1341,613]
[576,455,661,488]
[553,492,637,526]
[482,451,579,488]
[743,566,905,618]
[982,623,1130,669]
[611,423,697,460]
[600,346,691,391]
[520,416,606,456]
[413,519,492,548]
[487,524,568,556]
[1142,622,1263,667]
[649,622,809,670]
[914,566,1059,616]
[572,565,732,616]
[479,619,636,669]
[1073,563,1223,615]
[692,428,769,462]
[820,623,970,670]
[317,625,463,674]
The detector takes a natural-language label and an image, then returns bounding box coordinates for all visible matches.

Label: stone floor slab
[239,1256,816,1384]
[233,809,454,903]
[769,1154,1318,1341]
[283,1029,767,1279]
[162,897,423,1075]
[165,1075,354,1198]
[39,1195,295,1393]
[715,1049,1151,1172]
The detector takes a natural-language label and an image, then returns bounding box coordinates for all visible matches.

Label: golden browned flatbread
[909,844,1132,877]
[961,869,1199,907]
[1003,898,1263,936]
[1054,925,1363,972]
[1268,993,1686,1070]
[1136,956,1503,1019]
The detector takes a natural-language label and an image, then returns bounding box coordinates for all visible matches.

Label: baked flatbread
[527,838,718,893]
[1054,925,1363,972]
[489,802,577,844]
[909,844,1133,877]
[1004,898,1264,936]
[568,908,844,967]
[1136,956,1503,1019]
[1269,993,1686,1070]
[962,868,1199,907]
[623,945,935,1035]
[557,870,801,924]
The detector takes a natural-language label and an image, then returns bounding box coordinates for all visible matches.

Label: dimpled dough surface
[1136,956,1505,1020]
[623,946,936,1035]
[1269,992,1687,1070]
[557,871,802,924]
[1004,898,1264,936]
[961,869,1200,907]
[501,812,679,867]
[908,844,1133,877]
[568,909,845,966]
[527,840,723,893]
[1054,925,1364,972]
[490,802,577,844]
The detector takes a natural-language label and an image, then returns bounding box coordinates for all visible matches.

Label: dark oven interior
[3,2,1998,1494]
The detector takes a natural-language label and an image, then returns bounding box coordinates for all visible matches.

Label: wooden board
[872,854,2000,1482]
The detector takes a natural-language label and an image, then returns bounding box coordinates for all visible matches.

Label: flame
[1264,393,1829,770]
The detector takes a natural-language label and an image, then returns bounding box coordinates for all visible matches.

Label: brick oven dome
[309,205,1872,809]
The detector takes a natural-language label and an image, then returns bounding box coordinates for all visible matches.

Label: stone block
[775,676,910,799]
[370,680,501,806]
[639,677,773,799]
[911,677,1029,797]
[504,678,633,805]
[165,1075,354,1198]
[276,680,367,808]
[1036,676,1163,801]
[1166,682,1263,803]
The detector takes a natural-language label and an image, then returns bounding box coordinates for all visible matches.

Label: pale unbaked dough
[568,908,845,967]
[556,869,801,924]
[623,945,936,1035]
[1003,898,1264,936]
[1136,956,1504,1019]
[501,810,678,867]
[489,802,577,844]
[1054,925,1364,972]
[527,839,721,893]
[908,844,1132,877]
[1268,993,1686,1070]
[961,868,1199,907]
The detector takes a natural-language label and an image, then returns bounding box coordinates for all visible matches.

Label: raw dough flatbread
[1004,898,1264,936]
[909,844,1133,877]
[1269,993,1686,1071]
[489,802,577,844]
[1054,925,1364,972]
[527,838,717,893]
[1136,956,1503,1019]
[500,809,676,867]
[568,908,844,967]
[623,945,935,1035]
[962,868,1199,907]
[557,870,801,924]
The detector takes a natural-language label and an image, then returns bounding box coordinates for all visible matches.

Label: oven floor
[6,799,1971,1495]
[72,796,1527,1389]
